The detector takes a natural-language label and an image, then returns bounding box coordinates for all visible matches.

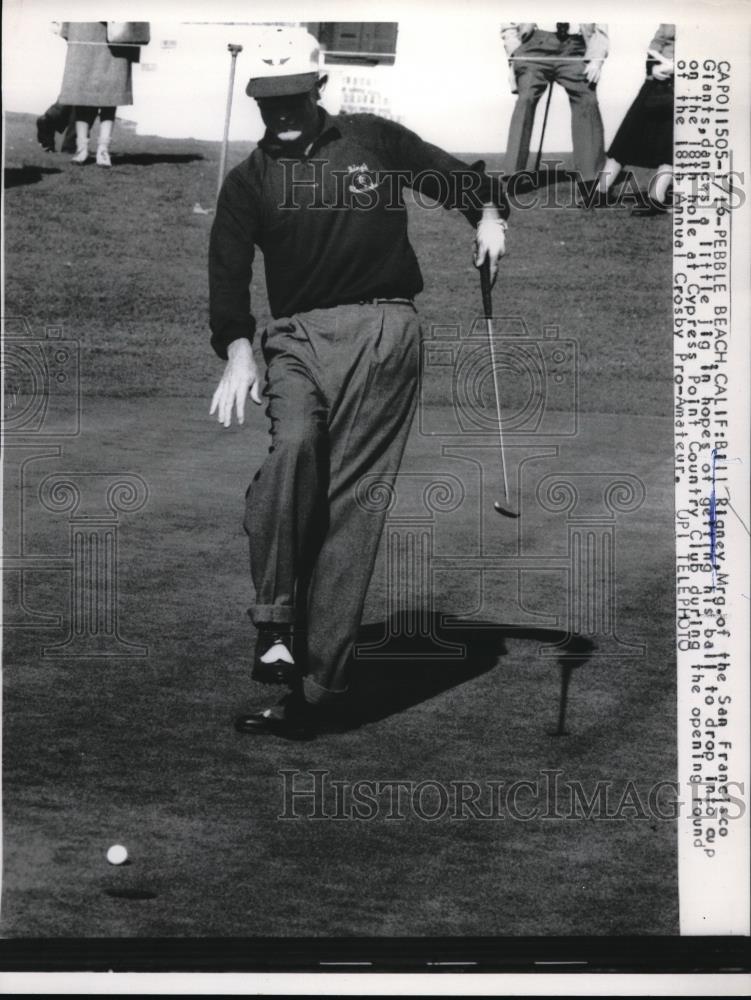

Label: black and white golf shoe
[234,691,352,740]
[251,628,300,686]
[234,692,317,740]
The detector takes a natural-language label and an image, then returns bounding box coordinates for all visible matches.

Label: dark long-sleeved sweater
[209,109,509,359]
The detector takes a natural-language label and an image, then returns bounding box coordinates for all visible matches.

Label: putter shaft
[480,260,513,511]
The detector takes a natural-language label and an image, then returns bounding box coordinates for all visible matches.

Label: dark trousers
[505,30,605,180]
[245,302,420,705]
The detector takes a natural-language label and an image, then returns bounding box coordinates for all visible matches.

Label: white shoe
[70,148,89,165]
[96,148,111,168]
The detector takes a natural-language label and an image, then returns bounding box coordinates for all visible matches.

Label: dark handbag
[106,22,150,45]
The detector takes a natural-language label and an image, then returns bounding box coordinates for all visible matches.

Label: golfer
[209,27,509,738]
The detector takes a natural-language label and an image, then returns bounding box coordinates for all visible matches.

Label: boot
[96,118,113,168]
[71,120,89,164]
[60,117,77,155]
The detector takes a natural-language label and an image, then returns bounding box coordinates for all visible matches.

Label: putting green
[3,111,676,937]
[3,395,676,936]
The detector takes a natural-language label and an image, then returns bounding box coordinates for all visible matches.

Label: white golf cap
[246,26,321,98]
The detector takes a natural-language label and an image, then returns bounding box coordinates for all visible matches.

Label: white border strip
[674,23,750,934]
[0,972,749,995]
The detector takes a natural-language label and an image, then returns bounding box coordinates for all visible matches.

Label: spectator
[58,21,147,168]
[597,25,675,215]
[501,22,608,188]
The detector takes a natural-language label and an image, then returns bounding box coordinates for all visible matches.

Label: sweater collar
[258,109,342,159]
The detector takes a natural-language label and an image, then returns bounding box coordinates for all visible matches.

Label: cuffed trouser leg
[245,326,329,627]
[244,305,420,701]
[301,305,420,704]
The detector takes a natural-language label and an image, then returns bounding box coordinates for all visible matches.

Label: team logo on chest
[346,162,381,194]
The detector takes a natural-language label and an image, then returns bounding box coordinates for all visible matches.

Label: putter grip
[480,258,493,319]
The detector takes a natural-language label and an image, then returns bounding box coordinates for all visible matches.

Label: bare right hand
[209,338,262,427]
[584,58,604,85]
[647,48,674,81]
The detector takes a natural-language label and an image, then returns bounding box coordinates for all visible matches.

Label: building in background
[4,12,648,154]
[307,22,400,120]
[127,22,401,140]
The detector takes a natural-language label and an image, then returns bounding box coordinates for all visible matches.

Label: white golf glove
[210,338,262,428]
[648,49,674,81]
[474,218,507,286]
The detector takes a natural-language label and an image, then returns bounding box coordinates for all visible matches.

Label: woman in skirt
[58,22,144,168]
[597,24,675,214]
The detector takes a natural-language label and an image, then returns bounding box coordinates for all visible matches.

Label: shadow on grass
[504,164,651,207]
[504,164,576,195]
[4,166,62,188]
[111,152,205,166]
[346,613,594,732]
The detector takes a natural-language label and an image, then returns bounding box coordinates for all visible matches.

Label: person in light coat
[58,21,143,167]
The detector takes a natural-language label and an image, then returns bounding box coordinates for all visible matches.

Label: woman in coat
[58,22,144,168]
[597,24,675,214]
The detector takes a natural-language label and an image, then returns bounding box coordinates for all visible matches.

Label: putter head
[494,501,520,518]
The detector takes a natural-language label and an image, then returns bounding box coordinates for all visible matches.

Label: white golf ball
[106,844,128,866]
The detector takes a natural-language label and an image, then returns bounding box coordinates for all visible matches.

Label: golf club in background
[504,82,573,197]
[216,43,243,201]
[533,81,554,174]
[480,258,519,519]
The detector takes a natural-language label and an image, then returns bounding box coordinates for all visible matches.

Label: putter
[480,259,519,518]
[216,43,243,201]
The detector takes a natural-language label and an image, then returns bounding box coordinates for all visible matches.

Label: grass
[2,111,676,940]
[5,115,670,414]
